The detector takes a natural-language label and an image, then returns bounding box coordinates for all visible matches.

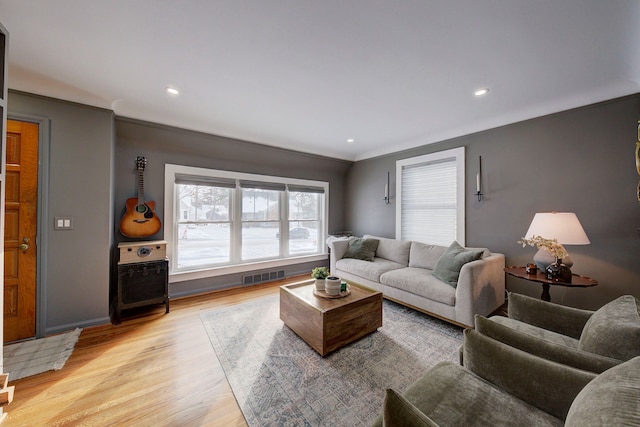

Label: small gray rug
[202,296,462,426]
[4,328,81,381]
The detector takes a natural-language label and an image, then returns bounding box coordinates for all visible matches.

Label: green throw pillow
[383,388,437,427]
[578,295,640,361]
[343,237,379,261]
[432,241,483,287]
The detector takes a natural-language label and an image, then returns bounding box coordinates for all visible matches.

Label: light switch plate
[54,217,73,230]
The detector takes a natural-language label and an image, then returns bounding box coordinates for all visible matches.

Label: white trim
[164,164,329,279]
[395,147,466,245]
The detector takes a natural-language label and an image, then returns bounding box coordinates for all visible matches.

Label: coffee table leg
[541,284,551,302]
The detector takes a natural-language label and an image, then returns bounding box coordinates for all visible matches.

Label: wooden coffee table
[279,280,383,356]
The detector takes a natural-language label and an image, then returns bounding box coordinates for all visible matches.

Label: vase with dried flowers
[517,235,572,282]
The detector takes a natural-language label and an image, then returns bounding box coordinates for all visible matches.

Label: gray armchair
[476,292,640,373]
[373,328,640,426]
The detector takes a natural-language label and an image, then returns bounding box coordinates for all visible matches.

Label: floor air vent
[243,269,285,286]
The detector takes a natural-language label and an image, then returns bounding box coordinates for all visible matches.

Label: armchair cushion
[507,292,593,339]
[342,237,379,261]
[432,241,483,287]
[383,389,437,427]
[384,361,563,427]
[462,328,595,421]
[477,315,620,374]
[488,316,580,349]
[578,295,640,361]
[565,356,640,426]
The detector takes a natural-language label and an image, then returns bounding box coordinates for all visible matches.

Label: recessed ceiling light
[346,138,355,144]
[474,88,489,97]
[166,87,179,95]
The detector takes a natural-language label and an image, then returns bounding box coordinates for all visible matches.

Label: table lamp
[524,212,590,270]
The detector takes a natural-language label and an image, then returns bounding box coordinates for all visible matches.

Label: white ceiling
[1,1,639,161]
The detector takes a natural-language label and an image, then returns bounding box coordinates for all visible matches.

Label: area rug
[202,296,463,426]
[3,328,82,381]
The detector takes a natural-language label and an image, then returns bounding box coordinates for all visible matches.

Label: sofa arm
[329,239,350,274]
[454,253,506,326]
[475,315,621,373]
[508,292,594,339]
[463,328,597,421]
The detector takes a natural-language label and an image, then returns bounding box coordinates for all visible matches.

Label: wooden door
[4,120,38,342]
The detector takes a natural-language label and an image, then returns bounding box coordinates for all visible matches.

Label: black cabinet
[113,259,169,324]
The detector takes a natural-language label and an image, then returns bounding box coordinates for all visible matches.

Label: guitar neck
[137,167,145,206]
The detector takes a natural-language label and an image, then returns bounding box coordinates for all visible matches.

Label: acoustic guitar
[119,156,162,238]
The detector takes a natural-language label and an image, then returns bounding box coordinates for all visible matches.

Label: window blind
[401,158,457,246]
[287,184,325,194]
[175,174,236,188]
[239,180,286,191]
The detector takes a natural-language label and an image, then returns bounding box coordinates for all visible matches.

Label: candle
[476,173,480,193]
[385,183,389,198]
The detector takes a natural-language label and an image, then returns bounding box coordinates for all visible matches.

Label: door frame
[7,113,50,339]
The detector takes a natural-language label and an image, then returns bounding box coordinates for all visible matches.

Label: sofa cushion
[408,242,447,270]
[489,316,580,349]
[565,356,640,427]
[380,267,456,306]
[578,295,640,361]
[335,258,404,282]
[364,234,411,266]
[383,389,437,427]
[432,241,484,287]
[342,237,379,261]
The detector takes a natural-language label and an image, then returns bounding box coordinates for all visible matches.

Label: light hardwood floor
[3,275,306,427]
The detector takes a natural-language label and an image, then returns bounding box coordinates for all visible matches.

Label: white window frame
[165,164,329,283]
[395,147,465,246]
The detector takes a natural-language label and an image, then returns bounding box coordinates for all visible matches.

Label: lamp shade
[524,212,590,245]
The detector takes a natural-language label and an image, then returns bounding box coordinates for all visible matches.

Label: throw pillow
[383,389,437,427]
[432,241,483,287]
[343,237,379,262]
[578,295,640,361]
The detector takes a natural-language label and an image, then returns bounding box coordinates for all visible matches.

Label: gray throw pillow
[383,389,437,427]
[343,237,379,262]
[578,295,640,361]
[432,241,483,287]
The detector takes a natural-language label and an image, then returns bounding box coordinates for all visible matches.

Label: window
[288,186,323,255]
[395,147,465,246]
[240,181,283,261]
[165,164,328,281]
[175,177,233,268]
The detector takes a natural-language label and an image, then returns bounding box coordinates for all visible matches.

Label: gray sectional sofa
[329,234,505,327]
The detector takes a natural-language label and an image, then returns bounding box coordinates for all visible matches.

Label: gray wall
[346,94,640,310]
[8,91,115,335]
[115,117,351,296]
[6,94,350,333]
[8,88,639,333]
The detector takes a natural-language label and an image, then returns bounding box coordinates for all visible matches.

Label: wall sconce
[384,171,390,204]
[475,156,483,202]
